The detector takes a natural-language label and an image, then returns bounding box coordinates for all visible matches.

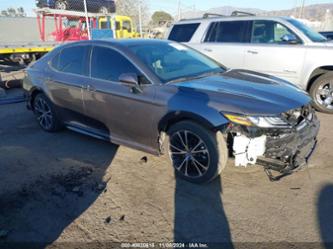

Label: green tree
[1,10,9,17]
[17,7,26,17]
[0,7,26,17]
[151,11,174,26]
[7,7,16,17]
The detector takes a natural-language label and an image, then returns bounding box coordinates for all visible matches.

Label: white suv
[167,12,333,113]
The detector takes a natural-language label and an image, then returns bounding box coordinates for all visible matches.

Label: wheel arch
[29,87,45,109]
[158,111,229,134]
[307,66,333,91]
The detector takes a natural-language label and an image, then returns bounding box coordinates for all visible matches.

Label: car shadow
[174,177,233,248]
[318,184,333,249]
[167,87,234,247]
[0,103,117,248]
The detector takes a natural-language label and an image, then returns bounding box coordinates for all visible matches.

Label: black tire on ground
[309,72,333,114]
[32,93,63,132]
[166,121,228,184]
[54,0,68,10]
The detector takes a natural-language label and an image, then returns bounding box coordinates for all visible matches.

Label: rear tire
[32,93,63,132]
[309,72,333,114]
[166,121,228,184]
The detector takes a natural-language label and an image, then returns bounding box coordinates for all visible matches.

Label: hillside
[180,6,263,20]
[265,3,333,21]
[181,3,333,22]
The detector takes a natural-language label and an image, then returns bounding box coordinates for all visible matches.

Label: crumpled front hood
[173,69,312,116]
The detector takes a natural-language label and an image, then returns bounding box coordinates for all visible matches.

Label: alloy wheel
[55,1,67,10]
[99,6,109,14]
[34,98,53,130]
[316,81,333,110]
[169,130,210,179]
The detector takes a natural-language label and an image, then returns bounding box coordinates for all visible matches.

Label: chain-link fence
[35,0,116,15]
[34,0,117,41]
[0,0,176,43]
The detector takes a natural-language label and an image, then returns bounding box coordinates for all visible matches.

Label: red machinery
[51,18,89,42]
[35,8,112,42]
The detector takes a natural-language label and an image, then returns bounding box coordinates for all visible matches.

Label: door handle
[247,50,258,55]
[204,48,213,52]
[284,70,296,74]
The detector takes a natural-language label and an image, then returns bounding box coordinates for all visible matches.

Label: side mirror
[119,73,139,86]
[119,73,143,94]
[281,34,299,44]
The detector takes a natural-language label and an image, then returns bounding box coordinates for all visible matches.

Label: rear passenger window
[168,23,200,42]
[204,21,251,43]
[56,46,90,75]
[91,46,139,82]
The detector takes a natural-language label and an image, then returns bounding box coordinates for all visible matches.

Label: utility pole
[138,0,143,37]
[292,0,298,17]
[322,9,331,31]
[83,0,91,40]
[299,0,306,18]
[177,0,181,21]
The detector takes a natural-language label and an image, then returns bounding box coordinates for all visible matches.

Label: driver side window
[91,46,139,82]
[251,20,300,44]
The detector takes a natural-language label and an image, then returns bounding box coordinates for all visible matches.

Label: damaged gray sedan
[23,40,320,183]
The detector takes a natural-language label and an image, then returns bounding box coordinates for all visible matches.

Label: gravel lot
[0,100,332,248]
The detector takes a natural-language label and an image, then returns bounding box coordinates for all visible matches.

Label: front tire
[166,121,228,184]
[310,72,333,114]
[32,93,63,132]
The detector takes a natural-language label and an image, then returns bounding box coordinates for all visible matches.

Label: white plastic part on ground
[233,134,267,167]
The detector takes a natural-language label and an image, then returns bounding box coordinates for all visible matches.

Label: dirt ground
[0,100,333,248]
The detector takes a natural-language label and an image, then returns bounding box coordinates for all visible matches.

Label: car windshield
[127,42,225,83]
[287,18,327,43]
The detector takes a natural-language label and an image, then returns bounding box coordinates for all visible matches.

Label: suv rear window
[168,23,200,42]
[204,21,251,43]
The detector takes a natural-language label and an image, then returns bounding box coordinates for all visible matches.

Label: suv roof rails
[180,10,256,21]
[203,13,226,19]
[231,11,256,16]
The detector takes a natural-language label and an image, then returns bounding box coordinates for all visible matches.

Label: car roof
[61,39,172,49]
[175,15,291,24]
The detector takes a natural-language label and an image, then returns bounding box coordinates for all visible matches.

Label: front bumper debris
[258,114,320,172]
[230,109,320,181]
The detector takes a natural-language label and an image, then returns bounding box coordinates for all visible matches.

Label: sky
[0,0,332,16]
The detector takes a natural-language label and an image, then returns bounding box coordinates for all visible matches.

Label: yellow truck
[99,15,140,39]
